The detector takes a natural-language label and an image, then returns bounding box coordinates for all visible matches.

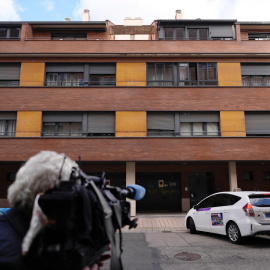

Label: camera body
[24,171,138,270]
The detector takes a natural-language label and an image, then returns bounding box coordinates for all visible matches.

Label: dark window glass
[214,194,229,207]
[263,171,270,180]
[51,33,87,40]
[244,171,253,181]
[199,195,215,208]
[175,28,185,40]
[0,28,7,38]
[165,28,173,39]
[188,29,197,40]
[229,194,241,205]
[9,28,20,38]
[199,29,208,40]
[6,172,16,182]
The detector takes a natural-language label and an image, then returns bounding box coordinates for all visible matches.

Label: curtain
[179,64,188,86]
[207,123,219,136]
[193,123,203,136]
[252,76,264,86]
[0,120,5,136]
[7,120,16,136]
[180,123,191,136]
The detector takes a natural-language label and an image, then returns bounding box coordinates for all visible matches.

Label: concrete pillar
[228,161,238,191]
[126,162,136,216]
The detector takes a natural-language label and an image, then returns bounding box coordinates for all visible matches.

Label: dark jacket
[0,207,30,270]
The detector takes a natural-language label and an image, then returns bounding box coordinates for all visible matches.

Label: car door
[193,195,215,232]
[210,193,230,235]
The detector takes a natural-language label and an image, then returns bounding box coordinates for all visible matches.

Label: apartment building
[1,9,270,214]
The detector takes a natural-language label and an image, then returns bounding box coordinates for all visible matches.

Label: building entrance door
[136,172,181,212]
[189,172,214,208]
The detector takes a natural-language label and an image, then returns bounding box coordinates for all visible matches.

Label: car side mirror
[194,205,200,210]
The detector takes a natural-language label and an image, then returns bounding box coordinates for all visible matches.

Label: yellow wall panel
[220,111,246,137]
[217,63,242,86]
[20,63,45,86]
[116,111,147,137]
[116,63,146,86]
[16,111,42,137]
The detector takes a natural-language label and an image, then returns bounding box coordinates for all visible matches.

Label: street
[114,231,270,270]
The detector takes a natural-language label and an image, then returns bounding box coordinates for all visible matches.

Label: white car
[185,191,270,244]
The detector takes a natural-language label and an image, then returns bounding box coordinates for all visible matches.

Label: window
[244,171,253,181]
[45,63,116,87]
[51,33,87,40]
[6,172,16,182]
[0,112,16,137]
[147,62,217,87]
[213,194,230,207]
[199,195,215,208]
[0,63,20,87]
[159,23,235,41]
[245,112,270,136]
[179,63,217,86]
[42,112,83,137]
[46,73,84,86]
[249,194,270,207]
[179,112,219,137]
[43,122,82,136]
[0,26,20,39]
[42,112,115,137]
[147,112,220,137]
[248,33,270,40]
[180,122,219,136]
[89,75,116,86]
[188,28,208,40]
[147,112,175,136]
[147,63,174,86]
[87,112,115,136]
[164,28,185,40]
[228,194,241,205]
[241,64,270,86]
[242,76,270,86]
[263,171,270,180]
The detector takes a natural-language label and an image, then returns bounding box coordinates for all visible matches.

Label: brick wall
[1,87,270,111]
[1,138,270,162]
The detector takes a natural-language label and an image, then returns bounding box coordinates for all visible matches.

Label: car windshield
[249,194,270,207]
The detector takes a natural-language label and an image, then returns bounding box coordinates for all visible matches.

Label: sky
[1,0,270,24]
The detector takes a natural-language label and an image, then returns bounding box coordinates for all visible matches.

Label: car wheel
[227,222,242,244]
[189,218,197,234]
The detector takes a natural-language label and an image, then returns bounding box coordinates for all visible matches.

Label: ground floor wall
[1,161,270,213]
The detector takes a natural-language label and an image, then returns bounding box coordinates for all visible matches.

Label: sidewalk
[122,213,188,233]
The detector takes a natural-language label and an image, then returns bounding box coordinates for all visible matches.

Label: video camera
[23,167,145,270]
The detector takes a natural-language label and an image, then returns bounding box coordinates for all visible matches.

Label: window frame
[0,119,16,137]
[147,63,174,86]
[45,72,84,87]
[242,75,270,87]
[0,26,21,39]
[42,122,83,137]
[178,63,218,86]
[147,112,220,137]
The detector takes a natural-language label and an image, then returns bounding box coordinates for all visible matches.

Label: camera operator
[0,151,109,270]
